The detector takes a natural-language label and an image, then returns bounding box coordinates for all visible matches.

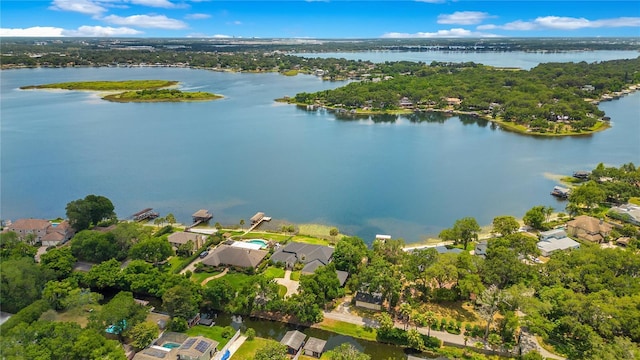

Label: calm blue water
[1,53,639,243]
[294,50,640,70]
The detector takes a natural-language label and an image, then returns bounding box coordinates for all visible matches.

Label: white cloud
[481,16,640,31]
[415,0,446,3]
[186,33,232,38]
[437,11,492,25]
[381,28,500,38]
[185,13,210,20]
[226,20,242,25]
[129,0,184,9]
[0,25,141,37]
[49,0,106,15]
[62,25,142,36]
[102,14,188,29]
[0,26,65,37]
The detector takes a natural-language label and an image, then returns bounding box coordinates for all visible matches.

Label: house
[566,215,613,243]
[434,246,463,254]
[354,291,383,311]
[7,219,74,246]
[270,242,334,269]
[303,337,327,358]
[537,229,580,256]
[132,335,218,360]
[167,232,206,253]
[445,97,462,106]
[300,260,349,286]
[609,203,640,225]
[474,241,488,258]
[280,330,306,355]
[375,234,392,242]
[573,171,591,180]
[201,244,268,269]
[616,237,631,247]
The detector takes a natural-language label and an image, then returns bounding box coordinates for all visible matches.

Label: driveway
[275,270,299,298]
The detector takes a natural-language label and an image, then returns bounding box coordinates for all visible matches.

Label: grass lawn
[291,235,332,246]
[190,270,221,284]
[262,266,285,279]
[206,272,255,289]
[314,318,377,342]
[230,337,279,360]
[39,304,101,328]
[290,271,301,281]
[629,197,640,206]
[278,285,287,298]
[238,232,291,242]
[420,302,481,325]
[164,256,187,273]
[185,325,233,349]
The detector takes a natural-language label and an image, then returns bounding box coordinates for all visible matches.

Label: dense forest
[291,57,640,134]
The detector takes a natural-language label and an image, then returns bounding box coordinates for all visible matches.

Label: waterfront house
[537,229,580,256]
[270,242,334,269]
[609,203,640,225]
[280,330,306,355]
[132,334,218,360]
[566,215,613,243]
[7,218,74,246]
[201,244,268,269]
[354,291,383,311]
[303,337,327,358]
[167,232,206,254]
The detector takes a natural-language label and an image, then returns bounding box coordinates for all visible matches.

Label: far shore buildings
[6,219,74,247]
[566,215,613,243]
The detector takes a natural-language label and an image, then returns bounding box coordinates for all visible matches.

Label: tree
[129,237,173,265]
[333,236,368,274]
[324,343,370,360]
[523,206,548,230]
[71,230,122,262]
[568,180,606,212]
[330,227,339,241]
[66,194,116,231]
[491,215,520,236]
[245,328,256,340]
[487,332,502,354]
[0,257,48,313]
[42,278,78,310]
[165,213,176,225]
[254,342,288,360]
[90,291,148,340]
[162,284,201,320]
[399,302,412,330]
[425,311,436,337]
[40,246,76,279]
[129,321,159,350]
[240,219,245,230]
[0,231,37,260]
[439,217,480,250]
[407,328,425,351]
[477,285,511,339]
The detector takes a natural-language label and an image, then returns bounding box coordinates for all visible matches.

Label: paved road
[323,303,566,359]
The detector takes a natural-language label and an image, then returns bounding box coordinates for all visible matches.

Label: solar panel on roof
[181,338,196,349]
[194,340,210,353]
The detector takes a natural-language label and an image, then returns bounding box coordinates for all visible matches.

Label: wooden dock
[186,209,213,230]
[131,208,159,222]
[243,212,271,235]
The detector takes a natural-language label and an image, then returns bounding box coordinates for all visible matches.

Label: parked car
[199,250,209,258]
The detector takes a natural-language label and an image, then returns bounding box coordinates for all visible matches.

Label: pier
[187,209,213,230]
[131,208,159,222]
[244,212,271,234]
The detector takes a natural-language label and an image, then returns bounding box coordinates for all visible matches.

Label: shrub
[423,335,442,349]
[245,327,256,340]
[221,326,235,338]
[167,317,188,332]
[0,299,50,333]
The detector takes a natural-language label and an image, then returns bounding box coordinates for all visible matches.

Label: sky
[1,1,639,38]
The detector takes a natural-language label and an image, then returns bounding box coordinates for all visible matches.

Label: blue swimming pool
[162,342,181,349]
[247,239,268,248]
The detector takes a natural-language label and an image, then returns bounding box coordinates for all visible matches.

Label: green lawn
[277,285,287,298]
[262,266,285,279]
[206,272,254,289]
[190,270,221,284]
[186,325,234,349]
[290,271,301,281]
[291,235,332,246]
[239,232,291,242]
[315,318,377,342]
[230,337,280,360]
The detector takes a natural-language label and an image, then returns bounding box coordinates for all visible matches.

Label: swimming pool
[231,239,268,250]
[162,342,181,349]
[247,239,268,248]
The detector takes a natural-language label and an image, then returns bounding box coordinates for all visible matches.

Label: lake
[1,52,639,243]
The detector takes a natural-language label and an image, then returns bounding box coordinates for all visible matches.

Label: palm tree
[239,219,245,230]
[425,311,436,337]
[399,303,412,330]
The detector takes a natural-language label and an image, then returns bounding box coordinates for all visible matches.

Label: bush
[423,335,442,349]
[0,299,50,333]
[222,326,235,338]
[167,317,188,332]
[245,327,256,340]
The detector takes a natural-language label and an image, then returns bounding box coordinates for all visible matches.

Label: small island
[20,80,222,103]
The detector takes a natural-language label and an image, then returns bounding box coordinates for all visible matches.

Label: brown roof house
[201,244,268,269]
[167,232,206,254]
[566,215,613,243]
[7,219,74,246]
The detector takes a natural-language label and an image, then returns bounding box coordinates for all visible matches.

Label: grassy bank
[314,318,377,342]
[103,89,222,102]
[21,80,178,91]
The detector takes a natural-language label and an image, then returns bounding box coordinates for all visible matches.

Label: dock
[244,212,271,235]
[131,208,159,222]
[551,186,571,199]
[187,209,213,230]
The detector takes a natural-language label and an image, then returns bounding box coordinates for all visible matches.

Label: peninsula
[20,80,222,103]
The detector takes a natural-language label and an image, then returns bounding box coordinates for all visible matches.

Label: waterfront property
[566,215,613,243]
[609,203,640,225]
[201,243,268,269]
[192,209,213,223]
[251,212,265,225]
[280,330,306,355]
[537,229,580,256]
[167,231,207,254]
[303,337,327,358]
[270,242,334,269]
[6,218,74,246]
[132,333,218,360]
[551,186,571,199]
[131,208,159,222]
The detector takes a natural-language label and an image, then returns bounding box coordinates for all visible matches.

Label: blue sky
[1,1,639,38]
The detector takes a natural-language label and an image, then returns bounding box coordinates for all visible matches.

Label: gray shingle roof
[201,245,268,268]
[270,242,334,267]
[281,330,306,350]
[303,337,327,353]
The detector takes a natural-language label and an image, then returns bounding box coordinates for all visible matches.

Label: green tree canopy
[439,217,480,249]
[254,342,288,360]
[129,237,173,265]
[66,194,116,231]
[324,343,371,360]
